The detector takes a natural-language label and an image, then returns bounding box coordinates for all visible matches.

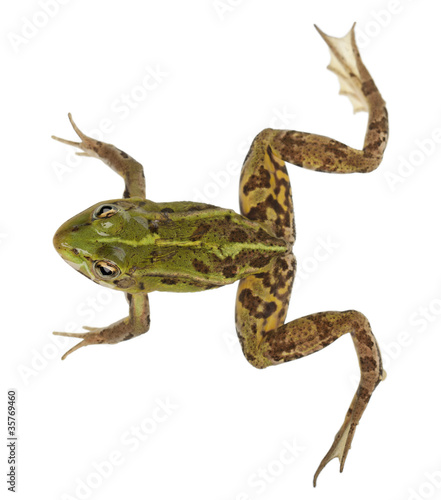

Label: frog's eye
[93,260,121,280]
[93,204,118,220]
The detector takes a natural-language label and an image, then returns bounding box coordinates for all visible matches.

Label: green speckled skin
[54,199,288,294]
[52,25,388,486]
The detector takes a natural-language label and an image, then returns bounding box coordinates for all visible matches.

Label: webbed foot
[315,23,374,113]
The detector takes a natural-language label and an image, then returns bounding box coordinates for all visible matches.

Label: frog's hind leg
[235,260,386,486]
[237,36,386,480]
[245,24,388,175]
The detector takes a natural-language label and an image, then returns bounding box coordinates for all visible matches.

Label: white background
[2,1,441,499]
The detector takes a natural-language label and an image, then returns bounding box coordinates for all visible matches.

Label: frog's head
[53,199,149,292]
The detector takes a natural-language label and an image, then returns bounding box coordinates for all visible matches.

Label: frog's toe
[53,330,104,360]
[59,339,89,360]
[53,331,87,339]
[52,113,83,144]
[65,112,88,140]
[51,135,81,148]
[52,113,100,158]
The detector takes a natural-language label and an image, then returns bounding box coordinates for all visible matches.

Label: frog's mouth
[53,222,77,257]
[53,223,95,280]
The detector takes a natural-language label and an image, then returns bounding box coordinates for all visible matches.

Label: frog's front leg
[52,113,145,198]
[235,258,385,486]
[54,293,150,360]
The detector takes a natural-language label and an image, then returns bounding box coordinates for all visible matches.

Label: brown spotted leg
[52,115,150,359]
[236,24,387,484]
[236,269,385,485]
[242,23,388,182]
[265,309,385,487]
[54,293,150,360]
[52,113,146,197]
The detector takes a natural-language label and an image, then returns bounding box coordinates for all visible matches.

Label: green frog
[52,25,388,486]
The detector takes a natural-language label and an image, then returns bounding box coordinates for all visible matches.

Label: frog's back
[126,200,290,293]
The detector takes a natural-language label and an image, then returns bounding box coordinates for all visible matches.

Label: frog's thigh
[239,138,294,245]
[235,253,295,368]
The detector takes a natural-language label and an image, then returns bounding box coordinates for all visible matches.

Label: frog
[52,24,388,486]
